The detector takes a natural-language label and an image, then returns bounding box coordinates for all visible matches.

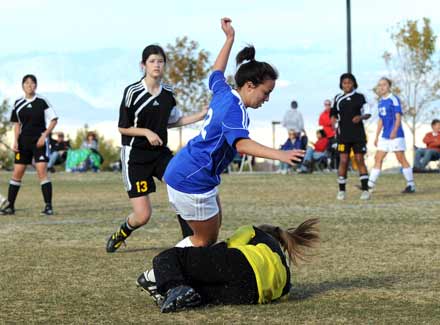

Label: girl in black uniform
[136,218,319,313]
[106,45,207,252]
[1,75,58,215]
[331,73,371,201]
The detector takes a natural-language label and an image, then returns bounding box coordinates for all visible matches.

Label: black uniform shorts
[15,135,49,164]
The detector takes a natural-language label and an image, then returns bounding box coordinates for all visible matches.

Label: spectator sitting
[81,131,98,150]
[413,119,440,172]
[48,132,71,173]
[80,131,101,172]
[278,129,306,174]
[300,129,329,173]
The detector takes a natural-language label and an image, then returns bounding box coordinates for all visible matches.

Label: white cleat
[336,191,346,200]
[360,191,371,200]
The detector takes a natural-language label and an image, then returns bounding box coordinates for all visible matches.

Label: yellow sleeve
[226,225,255,248]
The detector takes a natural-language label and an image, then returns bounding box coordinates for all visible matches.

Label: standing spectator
[48,132,70,172]
[318,99,335,138]
[414,119,440,171]
[319,99,337,169]
[282,100,305,135]
[300,130,329,173]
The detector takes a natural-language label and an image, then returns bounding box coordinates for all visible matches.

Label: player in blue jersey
[368,77,415,193]
[164,18,304,248]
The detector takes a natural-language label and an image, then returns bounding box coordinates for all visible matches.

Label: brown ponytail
[257,218,320,266]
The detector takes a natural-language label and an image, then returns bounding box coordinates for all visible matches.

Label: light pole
[346,0,352,73]
[272,121,281,149]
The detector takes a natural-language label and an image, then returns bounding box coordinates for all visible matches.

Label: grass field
[0,171,439,324]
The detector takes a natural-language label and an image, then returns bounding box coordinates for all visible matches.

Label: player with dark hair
[331,73,371,200]
[106,44,207,252]
[137,218,319,313]
[368,77,415,193]
[1,75,58,215]
[163,18,304,249]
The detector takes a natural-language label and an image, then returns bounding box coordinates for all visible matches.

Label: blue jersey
[164,71,250,194]
[378,94,404,139]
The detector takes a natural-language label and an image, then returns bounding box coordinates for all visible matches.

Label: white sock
[175,236,193,248]
[368,168,381,188]
[402,167,415,187]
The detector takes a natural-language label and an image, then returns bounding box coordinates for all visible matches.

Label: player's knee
[133,210,152,225]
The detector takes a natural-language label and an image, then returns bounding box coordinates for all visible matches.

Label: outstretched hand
[221,17,234,39]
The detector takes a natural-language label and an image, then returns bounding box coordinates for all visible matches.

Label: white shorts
[377,137,406,152]
[167,185,219,221]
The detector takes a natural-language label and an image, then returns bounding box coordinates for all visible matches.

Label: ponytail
[257,218,320,266]
[234,45,278,88]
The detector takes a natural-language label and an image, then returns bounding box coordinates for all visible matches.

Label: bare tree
[164,37,211,148]
[383,18,440,147]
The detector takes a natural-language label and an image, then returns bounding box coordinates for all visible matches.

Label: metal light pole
[346,0,352,73]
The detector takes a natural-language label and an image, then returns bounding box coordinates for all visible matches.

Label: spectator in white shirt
[282,100,305,136]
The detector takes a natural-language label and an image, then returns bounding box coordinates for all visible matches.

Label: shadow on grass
[289,275,400,300]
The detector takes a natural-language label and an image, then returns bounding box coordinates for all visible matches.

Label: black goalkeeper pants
[153,242,259,305]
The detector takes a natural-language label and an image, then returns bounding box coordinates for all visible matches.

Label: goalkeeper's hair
[257,218,320,266]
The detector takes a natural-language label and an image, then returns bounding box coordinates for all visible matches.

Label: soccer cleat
[0,205,15,215]
[402,185,416,194]
[336,191,346,200]
[106,228,128,253]
[160,285,202,313]
[137,270,164,306]
[360,191,371,200]
[355,184,374,193]
[41,205,54,216]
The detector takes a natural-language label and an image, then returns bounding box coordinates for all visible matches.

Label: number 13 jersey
[164,70,250,194]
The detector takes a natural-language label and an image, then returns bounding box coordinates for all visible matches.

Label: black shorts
[121,146,173,198]
[15,135,49,164]
[337,142,367,154]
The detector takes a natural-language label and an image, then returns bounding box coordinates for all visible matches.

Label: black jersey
[331,91,370,143]
[10,95,58,137]
[118,79,182,151]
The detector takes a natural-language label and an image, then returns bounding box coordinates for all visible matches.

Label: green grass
[0,171,439,324]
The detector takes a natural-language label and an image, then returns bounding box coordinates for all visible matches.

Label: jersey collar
[142,79,162,96]
[382,93,393,100]
[231,89,247,108]
[24,94,37,102]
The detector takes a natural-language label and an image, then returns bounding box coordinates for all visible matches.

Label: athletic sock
[368,168,381,188]
[7,179,21,208]
[175,236,194,248]
[360,173,369,191]
[338,176,346,192]
[402,167,415,188]
[177,214,193,238]
[40,180,52,206]
[120,219,136,237]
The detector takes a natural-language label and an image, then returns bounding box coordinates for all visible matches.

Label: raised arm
[212,18,235,72]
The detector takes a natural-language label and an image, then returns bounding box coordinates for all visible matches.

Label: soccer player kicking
[368,77,415,194]
[136,219,319,313]
[331,73,371,200]
[106,45,207,253]
[162,18,304,249]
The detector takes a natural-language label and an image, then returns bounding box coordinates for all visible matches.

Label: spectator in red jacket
[414,119,440,171]
[318,100,335,138]
[300,130,329,172]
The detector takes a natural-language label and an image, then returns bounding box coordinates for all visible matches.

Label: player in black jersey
[106,45,207,252]
[331,73,371,200]
[1,75,58,215]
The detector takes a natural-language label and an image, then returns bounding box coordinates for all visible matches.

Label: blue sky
[1,0,439,145]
